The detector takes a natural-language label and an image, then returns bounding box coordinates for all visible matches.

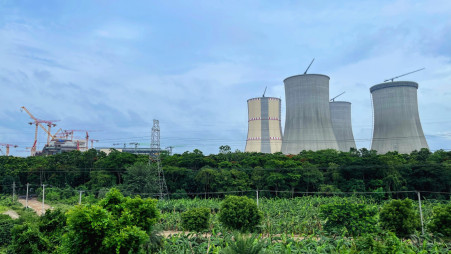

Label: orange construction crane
[21,106,59,156]
[0,143,18,156]
[63,130,95,151]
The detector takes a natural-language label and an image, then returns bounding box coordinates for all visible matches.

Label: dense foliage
[320,201,377,236]
[428,202,451,237]
[218,195,262,232]
[0,148,450,199]
[181,207,210,232]
[62,188,159,254]
[379,198,420,237]
[0,148,449,252]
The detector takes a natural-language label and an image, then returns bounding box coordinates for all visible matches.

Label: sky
[0,0,450,156]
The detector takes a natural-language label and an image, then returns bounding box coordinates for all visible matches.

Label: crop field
[156,195,447,235]
[2,193,450,253]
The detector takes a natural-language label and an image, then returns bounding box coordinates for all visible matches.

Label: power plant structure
[245,93,283,153]
[370,80,428,154]
[281,73,339,154]
[329,93,357,152]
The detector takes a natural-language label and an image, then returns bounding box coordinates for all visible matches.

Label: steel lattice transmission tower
[150,119,169,199]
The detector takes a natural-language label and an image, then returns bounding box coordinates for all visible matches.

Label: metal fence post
[417,191,424,235]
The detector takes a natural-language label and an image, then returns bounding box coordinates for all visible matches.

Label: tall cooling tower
[329,101,357,152]
[282,74,339,154]
[245,97,283,153]
[370,81,428,154]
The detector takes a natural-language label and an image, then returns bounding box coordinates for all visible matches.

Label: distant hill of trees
[0,147,450,199]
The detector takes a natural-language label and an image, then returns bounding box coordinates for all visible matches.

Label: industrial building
[370,81,428,154]
[329,101,357,152]
[96,147,154,155]
[282,74,339,154]
[245,97,283,153]
[41,139,88,155]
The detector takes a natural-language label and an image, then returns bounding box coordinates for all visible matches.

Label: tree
[379,199,420,237]
[63,188,160,254]
[181,207,211,232]
[10,223,50,254]
[63,205,113,254]
[123,162,158,194]
[219,195,262,232]
[428,203,451,237]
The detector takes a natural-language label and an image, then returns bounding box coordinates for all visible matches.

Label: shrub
[319,201,377,236]
[219,195,262,232]
[62,188,160,254]
[39,208,67,247]
[181,207,210,232]
[10,223,50,254]
[379,199,420,237]
[0,214,14,246]
[428,203,451,237]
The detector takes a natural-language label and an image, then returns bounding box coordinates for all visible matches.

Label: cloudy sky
[0,0,450,156]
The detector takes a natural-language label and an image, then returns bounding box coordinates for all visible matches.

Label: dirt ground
[18,198,52,216]
[2,210,19,219]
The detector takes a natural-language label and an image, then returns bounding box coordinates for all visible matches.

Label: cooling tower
[370,81,428,154]
[245,97,283,153]
[329,101,357,152]
[282,74,339,154]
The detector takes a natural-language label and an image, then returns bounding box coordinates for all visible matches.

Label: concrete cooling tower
[245,97,283,153]
[370,81,428,154]
[329,101,357,152]
[282,74,339,154]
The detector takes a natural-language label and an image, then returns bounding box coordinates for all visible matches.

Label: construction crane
[330,92,346,102]
[304,58,315,74]
[90,139,99,149]
[129,142,139,153]
[62,130,94,151]
[0,143,18,156]
[21,106,59,156]
[262,86,267,97]
[62,129,86,141]
[384,68,425,82]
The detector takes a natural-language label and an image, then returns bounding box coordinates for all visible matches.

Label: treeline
[0,147,450,198]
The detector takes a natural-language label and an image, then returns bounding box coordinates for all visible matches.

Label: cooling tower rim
[370,81,418,93]
[329,101,351,104]
[247,97,281,102]
[283,73,330,82]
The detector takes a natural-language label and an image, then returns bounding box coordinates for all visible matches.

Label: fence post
[42,184,46,215]
[12,181,15,202]
[417,191,424,235]
[79,191,84,205]
[26,183,29,208]
[256,189,259,208]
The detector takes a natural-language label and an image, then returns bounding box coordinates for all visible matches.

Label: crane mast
[21,106,59,156]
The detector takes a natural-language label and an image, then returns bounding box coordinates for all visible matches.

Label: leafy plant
[428,202,451,237]
[319,200,377,236]
[221,233,266,254]
[10,223,50,254]
[379,199,420,237]
[181,207,210,232]
[219,195,262,232]
[0,214,14,246]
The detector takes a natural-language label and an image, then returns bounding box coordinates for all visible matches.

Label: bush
[319,201,377,236]
[379,199,420,237]
[0,214,14,246]
[428,203,451,237]
[10,223,50,254]
[39,208,67,247]
[219,195,262,232]
[181,207,210,232]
